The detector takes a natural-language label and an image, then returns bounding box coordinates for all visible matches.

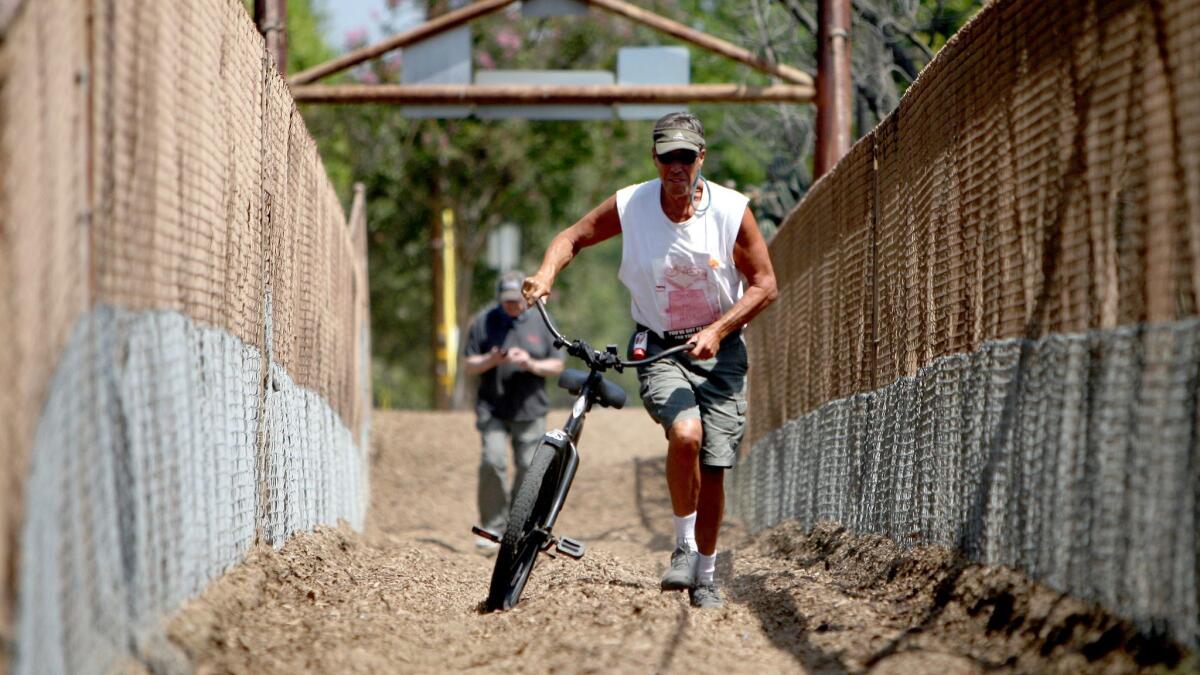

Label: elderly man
[522,112,778,608]
[465,271,565,554]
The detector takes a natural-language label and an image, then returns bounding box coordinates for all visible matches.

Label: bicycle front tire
[485,443,559,611]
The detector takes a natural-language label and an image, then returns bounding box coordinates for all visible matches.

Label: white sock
[697,553,716,585]
[673,512,697,551]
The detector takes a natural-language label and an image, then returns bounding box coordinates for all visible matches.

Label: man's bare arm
[688,207,778,359]
[464,348,505,376]
[524,357,565,378]
[523,196,621,304]
[465,343,508,374]
[502,346,565,379]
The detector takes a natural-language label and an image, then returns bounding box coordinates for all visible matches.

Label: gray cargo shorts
[630,329,749,468]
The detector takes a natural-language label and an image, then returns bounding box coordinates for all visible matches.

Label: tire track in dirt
[162,410,1186,674]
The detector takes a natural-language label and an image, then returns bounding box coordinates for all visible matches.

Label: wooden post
[814,0,851,178]
[254,0,287,74]
[348,184,370,421]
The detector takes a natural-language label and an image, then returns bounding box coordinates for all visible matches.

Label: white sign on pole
[617,46,689,120]
[487,223,522,272]
[474,70,614,120]
[521,0,587,17]
[401,26,472,119]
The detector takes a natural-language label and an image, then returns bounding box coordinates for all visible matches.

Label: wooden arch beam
[288,0,812,91]
[289,0,517,85]
[584,0,813,86]
[289,83,815,105]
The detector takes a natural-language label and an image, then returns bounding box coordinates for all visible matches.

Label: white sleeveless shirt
[616,178,749,340]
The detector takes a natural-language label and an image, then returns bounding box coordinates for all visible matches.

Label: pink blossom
[344,26,369,50]
[495,27,522,57]
[359,69,380,84]
[476,51,496,70]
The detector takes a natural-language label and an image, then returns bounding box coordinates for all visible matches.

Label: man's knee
[699,464,726,487]
[667,418,703,456]
[511,420,544,469]
[479,433,509,471]
[480,455,507,478]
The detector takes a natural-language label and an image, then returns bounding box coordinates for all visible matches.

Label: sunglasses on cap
[656,149,699,165]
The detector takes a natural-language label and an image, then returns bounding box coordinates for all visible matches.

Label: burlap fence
[734,0,1200,647]
[0,0,371,672]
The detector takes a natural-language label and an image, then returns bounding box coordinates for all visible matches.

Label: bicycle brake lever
[567,340,590,364]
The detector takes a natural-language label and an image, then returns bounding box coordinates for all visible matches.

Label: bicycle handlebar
[533,298,693,371]
[621,342,693,367]
[534,298,569,345]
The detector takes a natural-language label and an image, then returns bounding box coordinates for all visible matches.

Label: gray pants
[477,416,546,534]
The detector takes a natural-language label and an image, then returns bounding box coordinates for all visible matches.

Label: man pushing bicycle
[522,112,778,609]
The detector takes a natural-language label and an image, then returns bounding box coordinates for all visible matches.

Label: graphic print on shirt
[654,251,721,335]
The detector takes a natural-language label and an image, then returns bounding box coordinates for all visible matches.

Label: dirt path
[163,410,1184,674]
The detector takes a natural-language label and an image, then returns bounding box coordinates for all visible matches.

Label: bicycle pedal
[555,536,586,559]
[471,525,500,543]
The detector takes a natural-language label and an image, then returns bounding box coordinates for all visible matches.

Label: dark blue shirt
[464,305,563,422]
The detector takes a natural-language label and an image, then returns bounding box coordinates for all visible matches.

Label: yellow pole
[441,208,458,389]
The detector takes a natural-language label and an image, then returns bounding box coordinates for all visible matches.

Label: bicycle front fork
[538,428,579,532]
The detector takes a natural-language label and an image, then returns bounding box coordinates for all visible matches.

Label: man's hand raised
[506,346,532,370]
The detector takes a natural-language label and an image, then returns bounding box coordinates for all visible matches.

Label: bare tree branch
[774,0,816,36]
[709,0,976,226]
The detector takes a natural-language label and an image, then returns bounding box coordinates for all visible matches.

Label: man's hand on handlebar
[686,327,720,360]
[530,298,703,371]
[522,273,553,307]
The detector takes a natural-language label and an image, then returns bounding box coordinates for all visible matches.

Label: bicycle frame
[480,299,699,610]
[529,299,692,538]
[537,368,615,533]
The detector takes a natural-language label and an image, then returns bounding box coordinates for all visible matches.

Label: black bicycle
[476,299,693,612]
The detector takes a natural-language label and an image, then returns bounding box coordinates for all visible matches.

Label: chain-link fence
[734,0,1200,648]
[0,1,371,672]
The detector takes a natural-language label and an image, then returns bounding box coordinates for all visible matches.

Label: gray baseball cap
[653,127,705,155]
[496,270,525,302]
[653,112,706,154]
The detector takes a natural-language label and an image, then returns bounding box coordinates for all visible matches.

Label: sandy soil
[159,409,1188,674]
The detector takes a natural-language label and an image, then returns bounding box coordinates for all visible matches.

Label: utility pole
[254,0,288,74]
[814,0,851,178]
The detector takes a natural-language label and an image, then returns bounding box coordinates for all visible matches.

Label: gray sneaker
[660,547,698,591]
[689,582,724,609]
[474,536,499,557]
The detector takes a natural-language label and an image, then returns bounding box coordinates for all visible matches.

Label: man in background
[464,271,564,554]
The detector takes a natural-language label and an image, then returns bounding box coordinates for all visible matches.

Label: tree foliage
[697,0,981,229]
[286,0,981,408]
